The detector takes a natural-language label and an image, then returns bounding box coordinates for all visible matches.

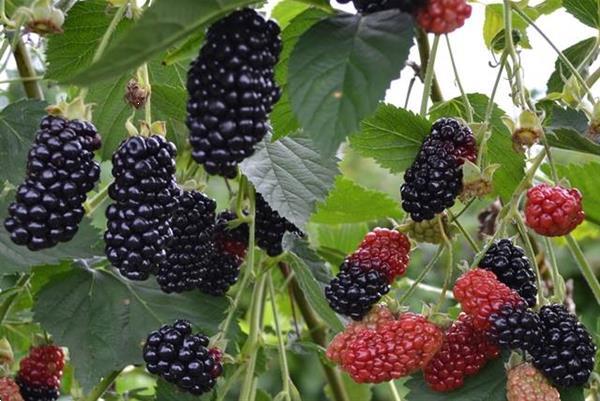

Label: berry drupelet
[506,363,560,401]
[0,377,24,401]
[187,8,282,178]
[524,184,585,237]
[489,304,542,354]
[416,0,472,34]
[104,135,179,281]
[255,193,301,257]
[401,118,476,222]
[197,247,244,296]
[531,304,596,387]
[480,239,537,307]
[143,320,223,396]
[156,190,216,293]
[4,115,101,251]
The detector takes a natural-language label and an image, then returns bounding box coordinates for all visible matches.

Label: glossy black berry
[480,239,537,307]
[143,320,223,395]
[255,193,301,257]
[532,304,596,387]
[104,135,179,281]
[336,0,427,13]
[4,115,101,251]
[401,118,477,222]
[198,245,243,296]
[489,304,542,353]
[16,376,59,401]
[325,259,390,321]
[156,190,217,293]
[187,8,282,178]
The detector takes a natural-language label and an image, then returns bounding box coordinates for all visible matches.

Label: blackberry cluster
[480,239,537,307]
[401,118,477,222]
[4,115,101,251]
[336,0,426,13]
[198,247,243,296]
[531,304,596,387]
[104,136,179,281]
[325,259,390,321]
[489,304,542,353]
[15,377,59,401]
[143,320,223,396]
[187,8,282,178]
[215,210,249,258]
[156,191,216,293]
[256,193,301,257]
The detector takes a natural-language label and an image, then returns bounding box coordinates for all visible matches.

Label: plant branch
[565,235,600,305]
[543,237,565,303]
[416,28,443,104]
[13,37,43,100]
[445,35,473,122]
[397,246,444,305]
[448,210,479,253]
[83,370,121,401]
[420,34,441,115]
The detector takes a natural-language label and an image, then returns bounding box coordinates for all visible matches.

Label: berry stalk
[415,28,443,103]
[397,245,443,305]
[82,370,121,401]
[419,34,441,116]
[513,212,546,306]
[13,36,44,100]
[565,234,600,305]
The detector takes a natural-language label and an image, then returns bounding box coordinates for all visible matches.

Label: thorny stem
[420,34,441,116]
[13,37,43,100]
[397,246,444,305]
[267,274,293,401]
[445,35,473,122]
[514,211,546,307]
[565,235,600,305]
[416,28,443,103]
[82,370,122,401]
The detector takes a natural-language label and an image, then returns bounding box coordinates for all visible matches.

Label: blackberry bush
[4,115,101,251]
[187,8,282,178]
[104,135,179,281]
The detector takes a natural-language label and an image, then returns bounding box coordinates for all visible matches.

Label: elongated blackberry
[325,259,390,321]
[401,118,476,222]
[532,304,596,387]
[187,8,282,178]
[336,0,427,13]
[16,377,59,401]
[480,239,537,307]
[198,245,243,296]
[143,320,223,395]
[4,115,101,251]
[489,304,542,353]
[215,210,249,259]
[256,193,301,257]
[104,135,179,281]
[156,191,216,293]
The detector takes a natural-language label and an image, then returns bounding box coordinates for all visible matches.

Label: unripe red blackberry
[104,135,179,281]
[336,0,427,13]
[156,190,216,293]
[143,320,223,396]
[255,193,302,257]
[0,377,24,401]
[187,8,282,178]
[401,118,476,222]
[16,344,65,401]
[524,184,585,237]
[215,210,249,259]
[4,115,101,251]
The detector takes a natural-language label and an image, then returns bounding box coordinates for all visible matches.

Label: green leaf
[0,188,103,273]
[483,4,535,50]
[0,100,47,185]
[33,265,228,392]
[563,0,600,28]
[272,0,314,29]
[316,223,369,256]
[547,37,598,93]
[69,0,261,84]
[325,373,372,401]
[240,131,339,230]
[560,387,585,401]
[546,128,600,156]
[152,84,189,151]
[553,162,600,226]
[46,0,134,81]
[288,11,415,155]
[405,356,507,401]
[156,379,210,401]
[161,31,204,66]
[545,105,589,133]
[429,94,525,202]
[349,104,431,174]
[312,176,403,224]
[535,0,562,15]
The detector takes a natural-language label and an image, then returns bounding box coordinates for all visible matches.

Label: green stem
[140,63,152,125]
[434,219,453,313]
[448,210,479,253]
[388,381,403,401]
[503,0,529,110]
[0,275,30,324]
[215,364,245,401]
[445,35,473,122]
[540,134,559,183]
[416,29,443,103]
[398,246,443,306]
[13,37,43,100]
[565,234,600,305]
[543,237,565,303]
[267,274,292,401]
[514,212,546,307]
[82,370,121,401]
[586,64,600,89]
[84,185,110,216]
[420,34,441,116]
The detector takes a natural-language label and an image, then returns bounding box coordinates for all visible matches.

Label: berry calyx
[416,0,472,34]
[347,228,411,282]
[506,363,560,401]
[424,313,500,392]
[524,184,585,237]
[0,377,24,401]
[453,269,525,330]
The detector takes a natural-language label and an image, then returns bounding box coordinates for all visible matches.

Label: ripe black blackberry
[143,320,223,396]
[186,8,282,178]
[215,210,249,259]
[401,118,477,222]
[532,304,596,387]
[489,304,542,353]
[156,190,217,293]
[104,135,179,281]
[256,193,301,257]
[336,0,427,13]
[4,115,101,251]
[480,239,537,307]
[16,376,59,401]
[198,245,243,296]
[325,259,390,321]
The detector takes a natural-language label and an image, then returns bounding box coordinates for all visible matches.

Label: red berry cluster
[416,0,472,34]
[0,377,24,401]
[524,184,585,237]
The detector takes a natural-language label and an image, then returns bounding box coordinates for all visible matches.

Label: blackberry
[143,320,223,395]
[336,0,427,14]
[198,245,243,296]
[480,239,537,307]
[256,193,301,257]
[532,304,596,387]
[325,259,390,321]
[104,135,179,281]
[156,191,217,293]
[4,115,101,251]
[16,377,59,401]
[187,8,282,178]
[215,210,249,259]
[489,304,542,353]
[401,118,476,222]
